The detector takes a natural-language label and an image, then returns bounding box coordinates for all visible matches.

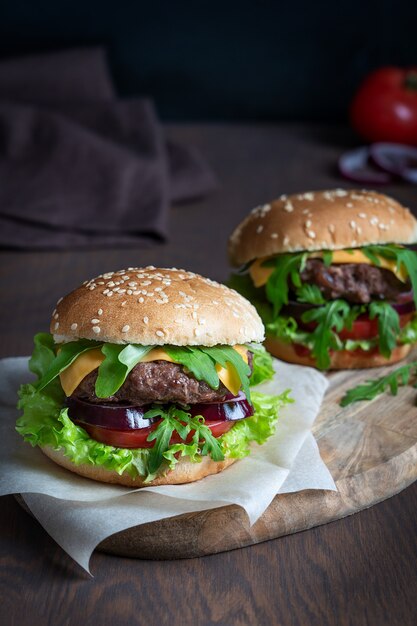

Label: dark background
[0,0,415,121]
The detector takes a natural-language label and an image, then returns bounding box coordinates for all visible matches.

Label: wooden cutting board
[94,348,417,559]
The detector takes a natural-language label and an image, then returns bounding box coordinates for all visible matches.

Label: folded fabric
[0,48,216,250]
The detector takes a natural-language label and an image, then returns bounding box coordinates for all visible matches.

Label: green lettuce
[230,245,417,369]
[247,343,274,386]
[16,383,291,482]
[16,335,289,481]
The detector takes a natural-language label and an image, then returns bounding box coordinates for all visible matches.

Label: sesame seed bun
[228,189,417,266]
[40,445,237,487]
[264,336,411,370]
[52,267,264,346]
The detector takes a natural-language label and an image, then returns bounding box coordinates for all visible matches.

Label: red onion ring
[338,146,393,184]
[67,393,254,431]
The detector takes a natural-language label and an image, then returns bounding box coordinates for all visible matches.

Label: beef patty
[299,260,409,304]
[72,353,251,405]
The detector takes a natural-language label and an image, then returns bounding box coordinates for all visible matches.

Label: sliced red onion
[370,143,417,184]
[338,146,393,184]
[67,393,253,431]
[391,299,416,316]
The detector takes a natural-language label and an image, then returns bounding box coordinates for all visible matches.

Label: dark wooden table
[1,124,416,626]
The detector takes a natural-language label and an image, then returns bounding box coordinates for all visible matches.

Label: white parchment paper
[0,357,336,573]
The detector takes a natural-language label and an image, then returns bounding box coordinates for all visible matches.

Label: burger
[17,267,289,486]
[228,189,417,370]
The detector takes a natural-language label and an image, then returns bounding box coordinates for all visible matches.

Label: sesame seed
[121,301,127,307]
[103,289,109,294]
[307,230,316,239]
[328,224,335,233]
[194,328,202,337]
[54,322,59,330]
[358,213,367,219]
[370,217,379,225]
[156,330,164,337]
[138,297,144,303]
[92,326,101,334]
[106,291,113,297]
[122,325,130,333]
[349,220,356,229]
[57,297,63,305]
[346,203,354,208]
[143,317,149,325]
[71,323,78,330]
[283,201,294,212]
[91,318,100,324]
[256,225,264,234]
[98,309,103,315]
[305,220,312,228]
[54,313,59,320]
[270,232,278,239]
[283,236,290,246]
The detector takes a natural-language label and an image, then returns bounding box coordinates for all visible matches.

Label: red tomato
[295,312,413,355]
[338,315,379,340]
[79,419,234,449]
[350,67,417,145]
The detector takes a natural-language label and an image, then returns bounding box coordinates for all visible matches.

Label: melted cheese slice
[59,348,105,396]
[249,249,408,287]
[59,345,248,397]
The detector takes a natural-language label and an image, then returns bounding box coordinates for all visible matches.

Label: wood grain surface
[89,349,417,559]
[1,124,416,626]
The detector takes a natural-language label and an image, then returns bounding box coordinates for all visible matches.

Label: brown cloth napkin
[0,48,217,249]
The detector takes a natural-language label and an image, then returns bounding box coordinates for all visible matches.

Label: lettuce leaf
[247,343,274,386]
[16,381,291,481]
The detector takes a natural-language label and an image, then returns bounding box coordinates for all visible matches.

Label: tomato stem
[405,71,417,91]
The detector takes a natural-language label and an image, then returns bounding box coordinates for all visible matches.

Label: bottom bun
[264,336,412,370]
[40,445,236,487]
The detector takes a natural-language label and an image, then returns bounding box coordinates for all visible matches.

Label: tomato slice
[78,419,234,449]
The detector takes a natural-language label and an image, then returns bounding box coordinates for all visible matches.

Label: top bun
[51,267,264,346]
[228,189,417,266]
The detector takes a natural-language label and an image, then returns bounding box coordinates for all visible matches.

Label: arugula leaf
[394,247,417,304]
[164,346,220,389]
[247,343,274,386]
[322,250,333,267]
[145,406,225,476]
[362,245,417,308]
[295,284,325,305]
[95,344,153,398]
[301,300,351,369]
[265,253,307,315]
[201,345,252,400]
[369,301,400,358]
[29,333,56,379]
[340,361,417,406]
[146,410,178,475]
[36,338,100,391]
